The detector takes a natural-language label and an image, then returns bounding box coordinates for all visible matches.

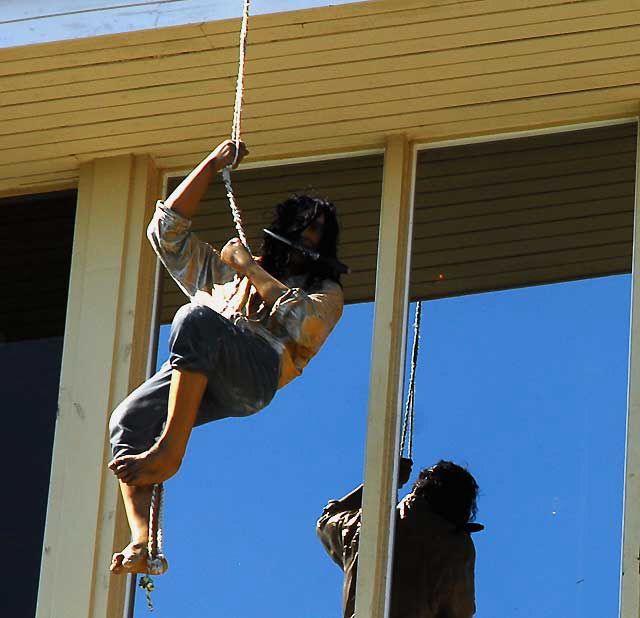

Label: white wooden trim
[36,154,159,618]
[355,134,415,618]
[620,118,640,618]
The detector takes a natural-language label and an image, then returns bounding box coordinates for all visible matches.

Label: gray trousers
[109,303,281,459]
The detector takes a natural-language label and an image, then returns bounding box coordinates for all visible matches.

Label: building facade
[2,1,640,616]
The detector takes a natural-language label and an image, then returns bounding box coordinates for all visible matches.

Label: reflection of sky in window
[136,274,628,617]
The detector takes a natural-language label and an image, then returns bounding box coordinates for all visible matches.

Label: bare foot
[110,542,167,575]
[108,443,181,485]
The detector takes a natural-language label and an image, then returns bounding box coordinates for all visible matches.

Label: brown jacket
[317,495,477,618]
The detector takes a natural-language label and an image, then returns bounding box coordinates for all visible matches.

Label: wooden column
[36,155,159,618]
[621,120,640,618]
[355,135,415,618]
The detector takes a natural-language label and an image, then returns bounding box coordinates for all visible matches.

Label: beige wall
[8,2,640,617]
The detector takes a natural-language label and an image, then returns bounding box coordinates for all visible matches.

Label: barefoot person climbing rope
[108,138,344,576]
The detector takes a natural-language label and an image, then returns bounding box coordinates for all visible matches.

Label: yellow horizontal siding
[3,9,637,100]
[6,51,640,145]
[1,0,640,193]
[3,80,640,167]
[7,0,563,67]
[6,23,636,114]
[0,0,588,74]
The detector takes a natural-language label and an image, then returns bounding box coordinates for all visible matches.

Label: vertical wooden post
[621,120,640,618]
[36,155,159,618]
[355,135,415,618]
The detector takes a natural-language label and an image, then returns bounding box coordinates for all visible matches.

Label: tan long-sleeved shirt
[147,202,344,387]
[317,495,477,618]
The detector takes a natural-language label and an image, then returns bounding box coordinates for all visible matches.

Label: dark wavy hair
[411,460,479,527]
[260,195,341,290]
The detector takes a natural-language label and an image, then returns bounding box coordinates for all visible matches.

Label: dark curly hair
[260,195,341,291]
[411,460,479,527]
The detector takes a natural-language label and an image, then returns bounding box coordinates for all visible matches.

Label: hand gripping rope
[399,301,422,461]
[140,1,252,609]
[221,0,252,252]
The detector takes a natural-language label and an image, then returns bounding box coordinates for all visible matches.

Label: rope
[138,4,251,610]
[139,482,166,611]
[147,483,165,573]
[222,0,251,251]
[400,301,422,460]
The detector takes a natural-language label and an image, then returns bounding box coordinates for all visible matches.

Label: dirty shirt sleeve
[269,279,344,368]
[316,501,361,570]
[146,201,236,299]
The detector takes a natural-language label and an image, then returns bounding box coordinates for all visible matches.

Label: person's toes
[113,455,136,467]
[111,553,125,574]
[115,462,138,480]
[122,544,146,567]
[110,457,134,476]
[114,465,128,478]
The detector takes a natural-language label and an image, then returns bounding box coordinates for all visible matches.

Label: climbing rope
[139,482,166,611]
[221,0,251,251]
[148,483,166,574]
[400,301,422,460]
[140,3,251,609]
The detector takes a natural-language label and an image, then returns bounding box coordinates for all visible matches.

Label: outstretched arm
[316,460,412,570]
[165,140,249,220]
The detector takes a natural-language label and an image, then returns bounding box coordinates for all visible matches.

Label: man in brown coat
[317,459,483,618]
